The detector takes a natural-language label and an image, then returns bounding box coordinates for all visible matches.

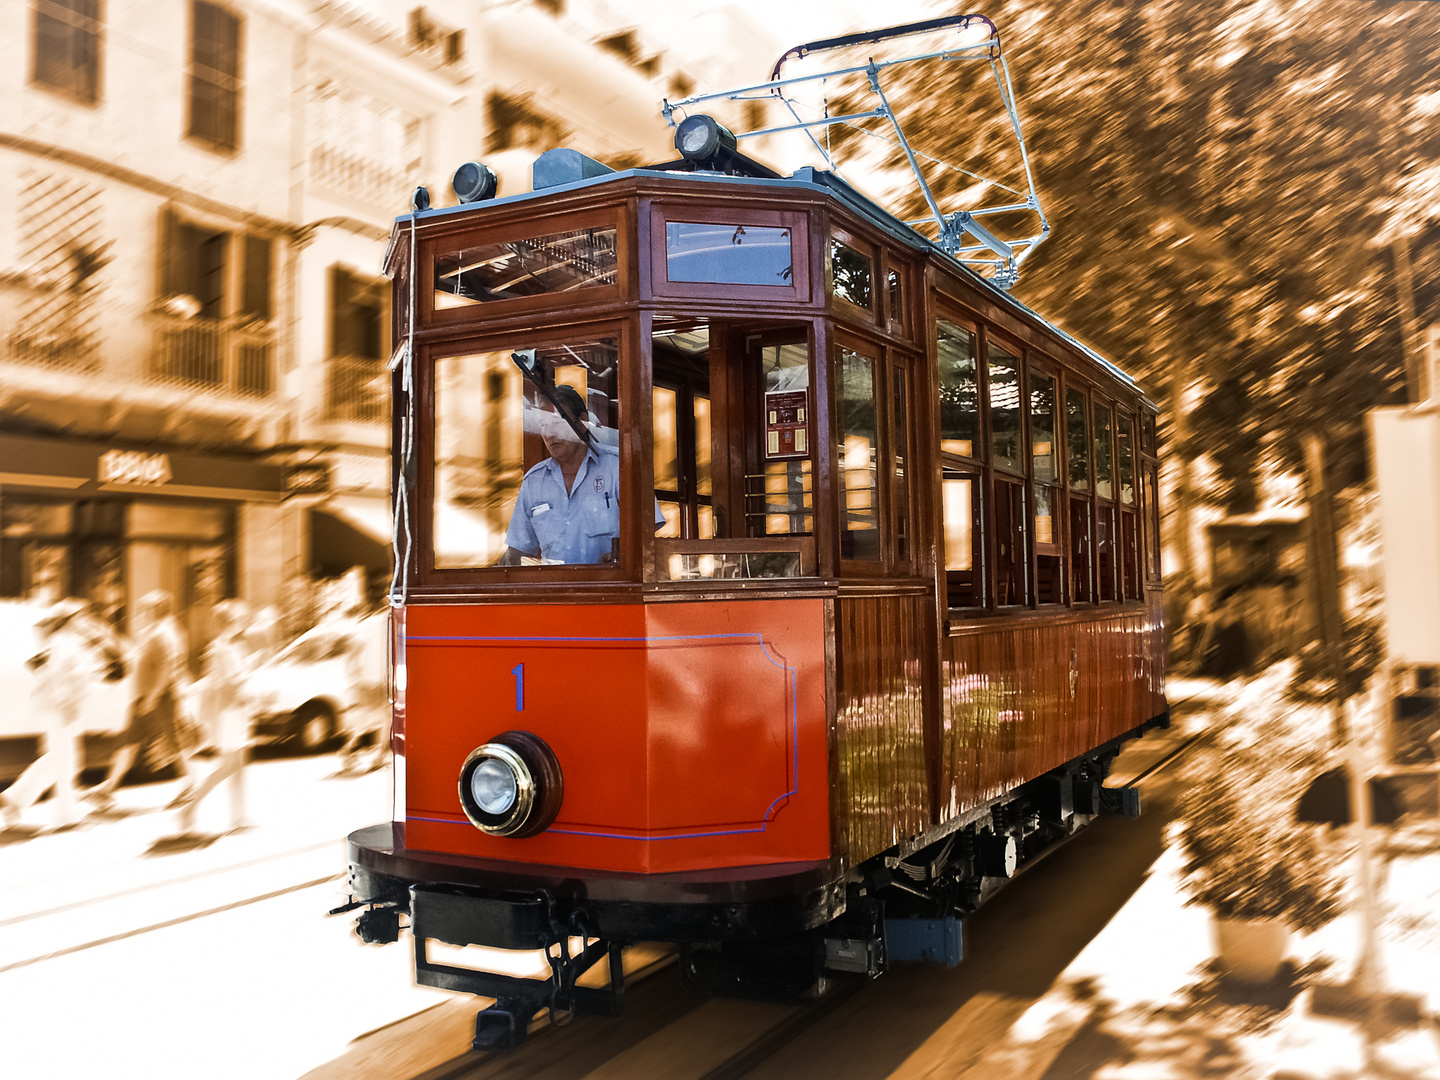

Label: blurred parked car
[246,623,360,751]
[0,600,134,782]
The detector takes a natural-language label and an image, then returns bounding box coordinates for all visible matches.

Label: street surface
[0,754,450,1080]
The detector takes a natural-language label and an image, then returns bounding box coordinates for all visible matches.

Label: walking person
[87,590,192,809]
[0,599,115,830]
[336,606,391,775]
[173,600,253,833]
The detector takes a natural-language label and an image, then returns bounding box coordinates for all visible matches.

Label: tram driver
[500,384,663,565]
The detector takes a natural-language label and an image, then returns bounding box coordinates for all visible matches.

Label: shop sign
[283,462,332,497]
[99,449,173,486]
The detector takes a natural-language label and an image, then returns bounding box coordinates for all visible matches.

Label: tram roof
[390,162,1145,398]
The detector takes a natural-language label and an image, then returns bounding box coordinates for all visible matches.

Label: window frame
[933,311,986,611]
[30,0,102,106]
[649,202,810,304]
[827,225,879,323]
[186,0,243,154]
[1027,356,1066,606]
[415,317,635,587]
[422,205,628,328]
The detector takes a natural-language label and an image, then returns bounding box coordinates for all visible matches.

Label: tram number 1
[512,663,524,712]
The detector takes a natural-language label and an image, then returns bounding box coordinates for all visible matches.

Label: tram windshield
[433,336,625,568]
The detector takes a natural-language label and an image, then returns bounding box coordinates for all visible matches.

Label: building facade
[0,0,771,650]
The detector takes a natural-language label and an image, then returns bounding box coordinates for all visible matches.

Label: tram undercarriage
[342,712,1164,1051]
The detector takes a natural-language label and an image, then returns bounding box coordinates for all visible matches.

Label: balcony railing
[148,314,276,397]
[324,354,388,424]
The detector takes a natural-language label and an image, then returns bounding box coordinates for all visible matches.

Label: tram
[341,16,1167,1050]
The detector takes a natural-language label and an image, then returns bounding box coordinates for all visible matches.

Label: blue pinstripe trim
[406,631,799,840]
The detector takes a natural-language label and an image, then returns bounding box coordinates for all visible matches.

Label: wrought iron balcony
[147,313,276,397]
[324,354,388,424]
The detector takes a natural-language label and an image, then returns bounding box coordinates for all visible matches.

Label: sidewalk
[970,675,1440,1080]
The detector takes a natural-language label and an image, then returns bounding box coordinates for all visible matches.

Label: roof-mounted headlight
[458,731,563,837]
[674,114,737,164]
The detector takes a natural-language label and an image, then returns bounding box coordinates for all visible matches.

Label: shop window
[837,346,879,560]
[994,478,1027,606]
[665,222,793,286]
[831,239,872,310]
[432,336,621,570]
[435,226,618,308]
[1031,370,1063,603]
[943,471,981,607]
[988,341,1023,474]
[32,0,101,104]
[327,266,387,423]
[188,2,241,151]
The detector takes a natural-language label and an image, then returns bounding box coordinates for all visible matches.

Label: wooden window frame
[882,255,912,339]
[1091,394,1120,604]
[1027,357,1066,607]
[934,311,986,613]
[827,225,879,324]
[833,330,890,577]
[649,202,810,304]
[422,205,629,328]
[415,316,635,588]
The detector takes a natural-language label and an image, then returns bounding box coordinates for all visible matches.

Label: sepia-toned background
[2,1,1439,1078]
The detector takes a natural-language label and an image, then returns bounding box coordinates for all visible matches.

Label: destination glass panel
[665,222,793,285]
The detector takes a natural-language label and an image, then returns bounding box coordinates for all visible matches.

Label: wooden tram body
[346,140,1167,1045]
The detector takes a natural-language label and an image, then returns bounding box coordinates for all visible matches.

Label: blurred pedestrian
[0,599,116,830]
[87,590,192,809]
[173,600,253,833]
[337,606,390,775]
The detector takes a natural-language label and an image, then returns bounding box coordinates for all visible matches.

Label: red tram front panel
[400,598,829,873]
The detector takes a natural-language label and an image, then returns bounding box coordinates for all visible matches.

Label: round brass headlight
[457,731,563,838]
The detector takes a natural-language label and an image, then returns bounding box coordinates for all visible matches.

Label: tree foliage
[826,0,1440,526]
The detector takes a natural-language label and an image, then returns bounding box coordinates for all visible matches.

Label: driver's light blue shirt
[505,447,663,564]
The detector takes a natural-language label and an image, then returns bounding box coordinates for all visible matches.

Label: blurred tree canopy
[843,0,1440,575]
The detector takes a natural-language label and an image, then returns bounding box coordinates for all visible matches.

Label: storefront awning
[311,496,391,577]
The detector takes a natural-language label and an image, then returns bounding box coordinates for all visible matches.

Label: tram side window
[1117,412,1140,599]
[937,319,982,607]
[943,471,981,606]
[1031,371,1064,604]
[892,363,911,566]
[837,346,880,560]
[1094,402,1117,602]
[1143,464,1162,581]
[988,342,1027,605]
[831,239,873,311]
[1066,388,1094,602]
[432,337,623,569]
